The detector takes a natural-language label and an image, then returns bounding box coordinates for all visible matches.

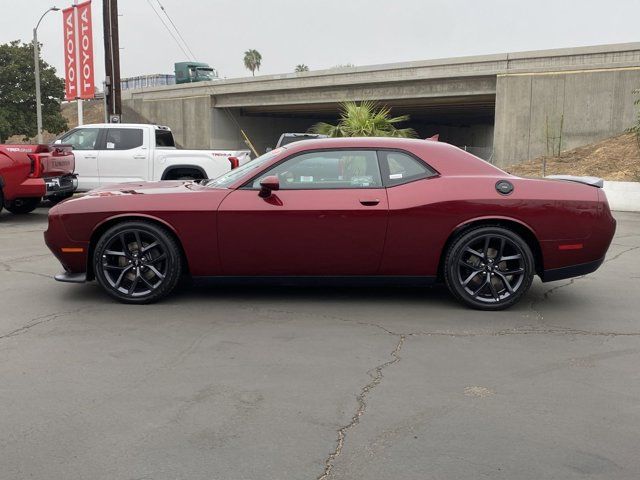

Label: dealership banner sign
[62,1,95,100]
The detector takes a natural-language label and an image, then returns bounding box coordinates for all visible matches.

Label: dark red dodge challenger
[45,138,616,310]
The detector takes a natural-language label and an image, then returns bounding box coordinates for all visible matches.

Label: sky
[2,0,639,83]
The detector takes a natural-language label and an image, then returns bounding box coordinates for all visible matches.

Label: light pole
[33,6,59,144]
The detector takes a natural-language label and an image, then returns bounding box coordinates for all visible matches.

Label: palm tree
[294,64,309,73]
[310,101,417,138]
[243,49,262,76]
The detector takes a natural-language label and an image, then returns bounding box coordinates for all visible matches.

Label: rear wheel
[93,221,183,304]
[444,226,534,310]
[4,197,40,214]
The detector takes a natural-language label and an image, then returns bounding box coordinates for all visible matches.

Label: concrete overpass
[121,43,640,166]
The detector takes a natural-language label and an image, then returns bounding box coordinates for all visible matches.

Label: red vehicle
[44,138,616,309]
[0,144,76,214]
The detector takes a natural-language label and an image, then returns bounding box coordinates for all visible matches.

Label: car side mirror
[259,175,280,198]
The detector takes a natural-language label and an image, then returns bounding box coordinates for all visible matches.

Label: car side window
[104,129,144,150]
[379,150,437,186]
[59,128,100,150]
[252,150,382,189]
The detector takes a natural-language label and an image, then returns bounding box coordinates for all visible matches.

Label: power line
[145,0,193,60]
[155,0,197,61]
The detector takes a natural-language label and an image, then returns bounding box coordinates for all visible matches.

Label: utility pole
[103,0,121,120]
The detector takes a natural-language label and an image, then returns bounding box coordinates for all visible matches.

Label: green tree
[294,64,309,72]
[310,101,417,138]
[243,49,262,77]
[0,41,67,142]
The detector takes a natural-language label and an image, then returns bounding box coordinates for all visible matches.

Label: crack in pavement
[0,253,54,279]
[0,308,87,341]
[529,245,640,322]
[317,334,405,480]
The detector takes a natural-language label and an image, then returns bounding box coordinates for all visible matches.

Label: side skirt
[192,275,438,288]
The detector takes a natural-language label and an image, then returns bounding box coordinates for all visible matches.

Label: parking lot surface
[1,209,639,480]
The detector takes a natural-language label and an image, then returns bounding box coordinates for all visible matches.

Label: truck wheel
[93,220,183,304]
[163,168,205,181]
[4,198,41,215]
[47,192,74,206]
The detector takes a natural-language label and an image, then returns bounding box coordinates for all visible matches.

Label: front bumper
[54,272,87,283]
[44,174,77,197]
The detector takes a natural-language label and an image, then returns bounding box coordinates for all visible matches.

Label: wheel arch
[161,165,207,180]
[437,216,544,280]
[86,214,190,281]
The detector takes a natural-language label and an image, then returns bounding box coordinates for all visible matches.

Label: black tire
[0,189,4,215]
[444,226,534,310]
[93,221,183,304]
[4,197,41,214]
[47,192,74,205]
[164,169,205,181]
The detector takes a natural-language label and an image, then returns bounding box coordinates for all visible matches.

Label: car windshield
[204,149,283,188]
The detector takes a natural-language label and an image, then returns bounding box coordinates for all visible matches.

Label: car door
[55,127,101,191]
[217,149,389,276]
[376,149,441,276]
[97,127,149,186]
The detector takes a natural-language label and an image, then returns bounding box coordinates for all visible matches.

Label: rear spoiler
[546,175,604,188]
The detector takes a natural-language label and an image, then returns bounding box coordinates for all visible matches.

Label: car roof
[76,123,170,130]
[280,137,506,177]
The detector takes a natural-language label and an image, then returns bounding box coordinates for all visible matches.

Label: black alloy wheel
[93,221,182,304]
[444,226,534,310]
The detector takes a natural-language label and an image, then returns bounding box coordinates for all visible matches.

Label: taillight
[228,156,240,169]
[27,153,44,178]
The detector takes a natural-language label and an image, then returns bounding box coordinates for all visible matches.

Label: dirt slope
[506,133,640,181]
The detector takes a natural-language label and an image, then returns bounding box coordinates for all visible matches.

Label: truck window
[155,129,175,147]
[60,128,100,150]
[104,129,143,150]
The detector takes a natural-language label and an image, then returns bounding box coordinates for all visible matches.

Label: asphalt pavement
[1,208,639,480]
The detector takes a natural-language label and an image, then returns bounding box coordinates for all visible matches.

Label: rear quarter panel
[380,175,604,275]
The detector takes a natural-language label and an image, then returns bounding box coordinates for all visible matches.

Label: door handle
[359,199,380,206]
[85,155,97,159]
[133,154,146,159]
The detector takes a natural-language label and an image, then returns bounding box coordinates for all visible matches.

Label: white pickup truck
[54,123,251,192]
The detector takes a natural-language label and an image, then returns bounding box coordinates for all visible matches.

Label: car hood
[84,180,199,197]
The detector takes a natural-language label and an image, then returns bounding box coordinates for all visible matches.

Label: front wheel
[4,197,41,214]
[444,226,534,310]
[93,221,183,304]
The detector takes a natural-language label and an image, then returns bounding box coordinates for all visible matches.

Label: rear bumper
[44,174,77,197]
[540,256,605,282]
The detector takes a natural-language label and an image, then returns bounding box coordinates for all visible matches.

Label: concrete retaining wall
[493,68,640,167]
[603,181,640,212]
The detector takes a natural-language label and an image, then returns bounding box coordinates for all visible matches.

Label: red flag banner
[62,6,77,100]
[62,1,94,100]
[76,1,95,99]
